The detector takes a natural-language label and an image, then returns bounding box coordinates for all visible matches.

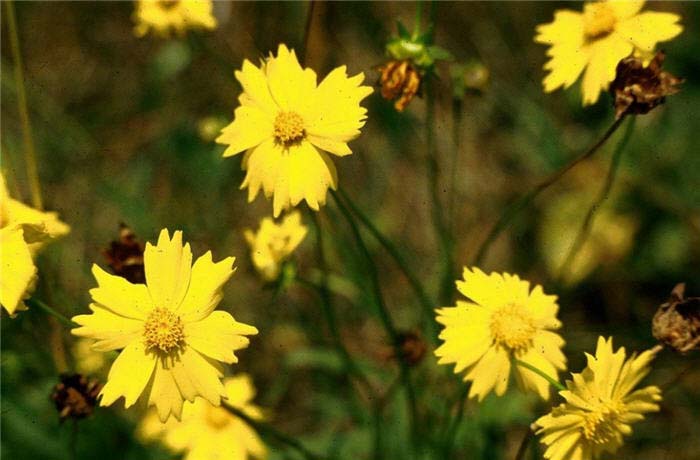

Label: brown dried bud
[395,331,427,366]
[51,374,102,422]
[378,60,422,112]
[652,283,700,354]
[610,51,683,119]
[102,223,145,284]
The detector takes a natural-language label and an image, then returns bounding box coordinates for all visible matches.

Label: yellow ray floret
[217,44,373,217]
[71,229,258,422]
[139,374,267,460]
[0,173,70,315]
[244,210,307,281]
[535,337,662,460]
[435,267,566,401]
[133,0,217,37]
[535,0,682,105]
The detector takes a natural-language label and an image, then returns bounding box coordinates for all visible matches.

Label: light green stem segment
[515,359,566,392]
[25,297,76,329]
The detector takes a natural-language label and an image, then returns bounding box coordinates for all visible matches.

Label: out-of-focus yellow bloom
[72,339,109,376]
[133,0,216,37]
[244,211,307,282]
[139,374,267,460]
[538,190,637,285]
[535,337,662,460]
[71,229,258,422]
[535,0,682,105]
[0,174,70,315]
[435,267,566,401]
[217,44,372,217]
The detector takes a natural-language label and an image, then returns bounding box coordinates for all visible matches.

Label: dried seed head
[396,331,427,366]
[652,283,700,354]
[51,374,102,422]
[378,60,422,112]
[102,223,145,284]
[610,51,683,120]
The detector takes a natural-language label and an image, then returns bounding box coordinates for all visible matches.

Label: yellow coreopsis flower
[244,211,307,282]
[535,337,662,460]
[217,44,373,217]
[0,174,70,315]
[133,0,217,37]
[435,267,566,401]
[535,0,682,105]
[139,374,267,460]
[71,229,258,422]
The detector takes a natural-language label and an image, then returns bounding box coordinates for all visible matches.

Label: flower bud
[652,283,700,354]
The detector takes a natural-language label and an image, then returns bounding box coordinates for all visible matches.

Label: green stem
[330,189,420,453]
[515,359,566,392]
[473,115,627,266]
[514,427,534,460]
[25,298,76,329]
[301,0,317,65]
[5,0,42,210]
[442,384,469,458]
[336,188,439,344]
[222,403,327,460]
[557,117,636,282]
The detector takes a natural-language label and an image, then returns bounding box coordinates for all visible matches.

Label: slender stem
[6,1,42,209]
[25,297,76,329]
[473,115,627,266]
[425,74,455,306]
[514,427,534,460]
[557,117,635,282]
[336,188,439,344]
[330,189,420,453]
[442,384,468,458]
[223,403,326,460]
[413,0,424,37]
[515,359,566,392]
[300,0,316,65]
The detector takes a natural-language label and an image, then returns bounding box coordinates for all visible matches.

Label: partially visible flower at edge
[139,374,267,460]
[133,0,217,38]
[535,0,682,105]
[216,44,372,217]
[71,229,258,422]
[244,210,307,282]
[435,267,567,401]
[535,336,662,460]
[0,173,70,315]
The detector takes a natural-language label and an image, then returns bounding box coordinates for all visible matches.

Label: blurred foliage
[1,2,699,460]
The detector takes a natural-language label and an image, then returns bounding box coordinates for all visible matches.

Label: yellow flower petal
[0,227,37,315]
[145,229,192,310]
[217,105,273,158]
[133,0,217,37]
[169,346,226,405]
[617,12,683,52]
[90,264,153,319]
[608,0,645,20]
[581,36,633,105]
[100,340,156,408]
[186,311,258,363]
[71,303,144,351]
[149,360,185,422]
[235,59,279,114]
[265,44,317,113]
[177,251,235,322]
[464,345,511,400]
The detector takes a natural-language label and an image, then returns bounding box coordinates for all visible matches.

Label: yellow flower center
[582,399,625,445]
[583,3,617,40]
[273,111,305,145]
[143,307,185,353]
[490,304,537,352]
[204,405,231,430]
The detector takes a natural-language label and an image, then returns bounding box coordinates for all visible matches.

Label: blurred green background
[2,1,699,459]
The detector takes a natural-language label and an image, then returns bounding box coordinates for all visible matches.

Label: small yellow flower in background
[535,0,682,105]
[435,267,566,401]
[217,44,373,217]
[139,374,267,460]
[0,174,70,315]
[133,0,217,38]
[72,339,109,376]
[244,211,307,282]
[71,229,258,422]
[535,337,662,460]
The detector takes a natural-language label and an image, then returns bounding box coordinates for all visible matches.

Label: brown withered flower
[378,60,422,112]
[652,283,700,354]
[51,374,102,422]
[395,331,427,366]
[609,51,683,119]
[102,223,145,284]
